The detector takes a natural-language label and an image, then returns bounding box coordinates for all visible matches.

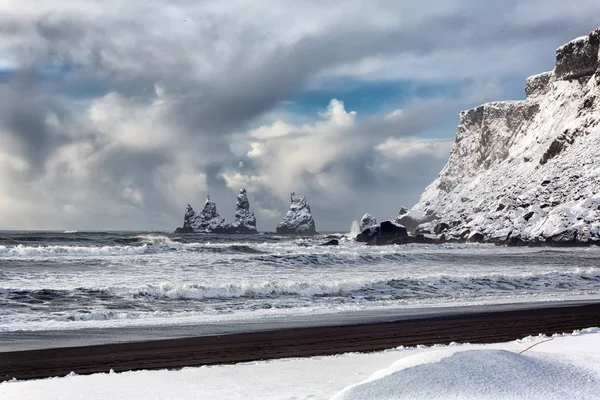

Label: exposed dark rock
[356,220,408,245]
[434,222,450,235]
[554,30,600,81]
[320,239,339,246]
[523,211,535,221]
[468,232,485,243]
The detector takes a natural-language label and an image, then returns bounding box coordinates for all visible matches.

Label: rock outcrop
[359,213,378,232]
[276,192,318,235]
[356,221,408,245]
[228,189,258,234]
[175,196,227,233]
[411,26,600,245]
[395,207,438,234]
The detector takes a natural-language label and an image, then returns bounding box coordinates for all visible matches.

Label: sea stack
[276,192,318,235]
[409,26,600,245]
[227,189,258,234]
[174,195,227,233]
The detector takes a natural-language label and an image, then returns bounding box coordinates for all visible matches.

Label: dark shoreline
[2,302,600,382]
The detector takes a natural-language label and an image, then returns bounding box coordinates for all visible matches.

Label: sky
[0,1,599,231]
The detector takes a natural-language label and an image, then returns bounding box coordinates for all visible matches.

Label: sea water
[1,231,600,332]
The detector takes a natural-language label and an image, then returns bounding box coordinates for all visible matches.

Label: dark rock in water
[175,190,259,234]
[174,225,194,234]
[226,188,258,234]
[390,234,437,245]
[276,192,318,235]
[356,220,408,245]
[175,197,227,233]
[320,239,339,246]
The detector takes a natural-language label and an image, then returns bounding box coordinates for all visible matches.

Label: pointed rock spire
[276,192,317,235]
[174,196,227,233]
[228,188,258,234]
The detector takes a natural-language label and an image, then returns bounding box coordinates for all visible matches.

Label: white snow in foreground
[2,328,600,400]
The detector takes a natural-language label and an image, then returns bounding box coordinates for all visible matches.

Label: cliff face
[413,27,600,244]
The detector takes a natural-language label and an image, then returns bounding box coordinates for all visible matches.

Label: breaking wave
[5,268,600,304]
[0,244,151,257]
[126,268,600,300]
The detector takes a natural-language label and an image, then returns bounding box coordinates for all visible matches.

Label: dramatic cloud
[0,0,599,230]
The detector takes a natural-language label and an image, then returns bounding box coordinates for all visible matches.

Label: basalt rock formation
[228,189,258,234]
[175,196,227,233]
[276,192,318,235]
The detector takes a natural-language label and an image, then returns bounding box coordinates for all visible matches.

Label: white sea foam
[0,244,151,257]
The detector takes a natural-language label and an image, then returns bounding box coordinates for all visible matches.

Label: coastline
[2,300,600,382]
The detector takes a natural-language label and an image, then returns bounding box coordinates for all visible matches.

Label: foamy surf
[2,231,600,332]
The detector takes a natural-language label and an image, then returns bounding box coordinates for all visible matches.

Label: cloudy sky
[0,0,599,231]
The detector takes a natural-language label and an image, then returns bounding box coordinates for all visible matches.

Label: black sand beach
[2,301,599,382]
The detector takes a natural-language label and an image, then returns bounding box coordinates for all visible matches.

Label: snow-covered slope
[413,27,600,245]
[276,193,317,235]
[229,189,258,234]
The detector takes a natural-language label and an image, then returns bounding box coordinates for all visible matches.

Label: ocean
[1,231,600,333]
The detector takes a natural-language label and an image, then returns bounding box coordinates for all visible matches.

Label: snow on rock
[175,196,227,233]
[554,31,600,81]
[359,213,377,232]
[395,207,437,234]
[412,26,600,245]
[228,189,258,234]
[276,192,317,235]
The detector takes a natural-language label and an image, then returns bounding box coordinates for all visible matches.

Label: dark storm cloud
[1,0,600,229]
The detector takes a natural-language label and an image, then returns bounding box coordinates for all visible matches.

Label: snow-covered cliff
[413,27,600,245]
[276,192,318,235]
[228,189,258,234]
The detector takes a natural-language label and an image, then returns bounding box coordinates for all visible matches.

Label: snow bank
[2,329,599,399]
[334,345,599,399]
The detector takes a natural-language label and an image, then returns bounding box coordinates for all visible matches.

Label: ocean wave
[0,244,151,257]
[138,271,600,300]
[6,268,594,303]
[3,268,600,328]
[3,269,600,311]
[112,234,181,245]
